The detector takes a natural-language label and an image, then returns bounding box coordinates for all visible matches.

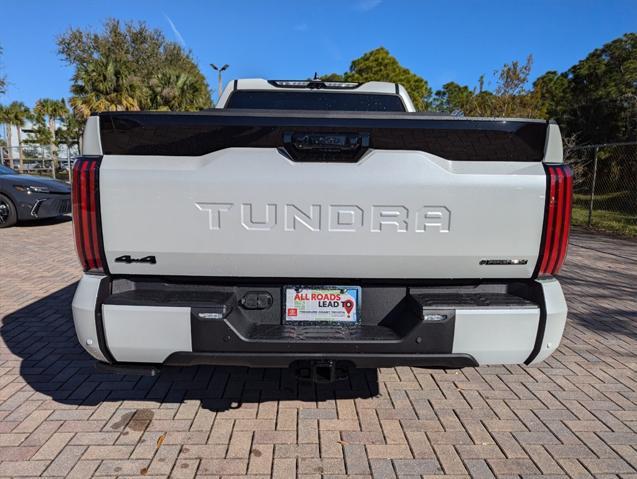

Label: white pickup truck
[72,78,571,382]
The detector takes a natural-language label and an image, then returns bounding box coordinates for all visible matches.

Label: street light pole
[210,63,230,103]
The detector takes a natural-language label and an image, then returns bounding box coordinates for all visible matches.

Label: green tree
[323,47,432,110]
[5,102,31,171]
[34,99,68,174]
[0,48,7,165]
[532,70,570,121]
[56,110,84,149]
[490,55,545,117]
[432,56,545,118]
[57,18,212,118]
[526,33,637,143]
[564,33,637,143]
[0,46,6,96]
[147,70,209,111]
[0,104,12,166]
[319,73,345,82]
[432,81,473,114]
[67,56,141,118]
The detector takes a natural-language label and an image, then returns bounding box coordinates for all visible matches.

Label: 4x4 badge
[114,255,157,264]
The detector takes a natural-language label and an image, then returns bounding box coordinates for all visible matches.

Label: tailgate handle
[283,132,370,152]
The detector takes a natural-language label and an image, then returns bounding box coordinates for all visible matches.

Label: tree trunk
[48,117,57,178]
[17,127,24,173]
[5,124,13,169]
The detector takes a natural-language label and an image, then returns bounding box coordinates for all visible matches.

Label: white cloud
[163,13,186,47]
[354,0,382,12]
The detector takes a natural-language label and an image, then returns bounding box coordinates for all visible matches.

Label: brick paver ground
[0,218,636,478]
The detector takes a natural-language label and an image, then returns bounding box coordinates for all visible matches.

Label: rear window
[225,90,406,112]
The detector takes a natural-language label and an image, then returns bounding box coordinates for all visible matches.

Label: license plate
[284,286,360,324]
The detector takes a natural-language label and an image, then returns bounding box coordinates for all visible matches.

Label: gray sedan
[0,165,71,228]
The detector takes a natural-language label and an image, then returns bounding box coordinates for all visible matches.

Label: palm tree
[6,102,31,172]
[148,70,206,111]
[0,46,6,96]
[70,57,140,119]
[0,104,13,168]
[34,99,68,175]
[56,110,84,161]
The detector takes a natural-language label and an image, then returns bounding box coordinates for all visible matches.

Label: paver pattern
[0,218,636,478]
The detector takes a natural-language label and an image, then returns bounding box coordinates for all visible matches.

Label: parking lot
[0,218,635,478]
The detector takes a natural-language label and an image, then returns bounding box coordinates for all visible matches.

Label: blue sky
[1,0,635,107]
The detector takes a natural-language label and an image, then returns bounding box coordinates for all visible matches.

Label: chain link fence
[565,142,637,237]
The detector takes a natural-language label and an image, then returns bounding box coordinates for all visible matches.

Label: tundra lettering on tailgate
[196,202,450,233]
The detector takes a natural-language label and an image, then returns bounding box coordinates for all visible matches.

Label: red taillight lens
[536,164,573,276]
[72,156,106,273]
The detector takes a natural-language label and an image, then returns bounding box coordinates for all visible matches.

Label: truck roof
[217,78,416,111]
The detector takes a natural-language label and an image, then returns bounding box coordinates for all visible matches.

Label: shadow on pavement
[558,256,637,342]
[1,284,380,410]
[17,215,72,228]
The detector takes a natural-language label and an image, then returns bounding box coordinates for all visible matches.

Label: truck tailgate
[91,111,551,279]
[98,151,545,279]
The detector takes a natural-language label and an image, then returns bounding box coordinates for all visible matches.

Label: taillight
[536,164,573,276]
[72,156,107,274]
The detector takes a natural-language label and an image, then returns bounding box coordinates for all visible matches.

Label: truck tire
[0,194,17,228]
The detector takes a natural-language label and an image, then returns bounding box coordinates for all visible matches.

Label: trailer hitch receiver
[292,360,351,383]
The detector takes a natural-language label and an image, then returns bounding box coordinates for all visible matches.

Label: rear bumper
[72,276,567,368]
[165,352,478,369]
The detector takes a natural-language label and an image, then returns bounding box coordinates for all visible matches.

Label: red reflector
[536,164,573,276]
[72,157,106,274]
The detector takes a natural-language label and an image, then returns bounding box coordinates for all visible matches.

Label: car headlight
[13,185,50,194]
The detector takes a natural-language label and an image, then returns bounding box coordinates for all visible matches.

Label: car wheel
[0,194,17,228]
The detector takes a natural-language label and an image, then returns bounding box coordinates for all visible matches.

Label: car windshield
[0,165,17,175]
